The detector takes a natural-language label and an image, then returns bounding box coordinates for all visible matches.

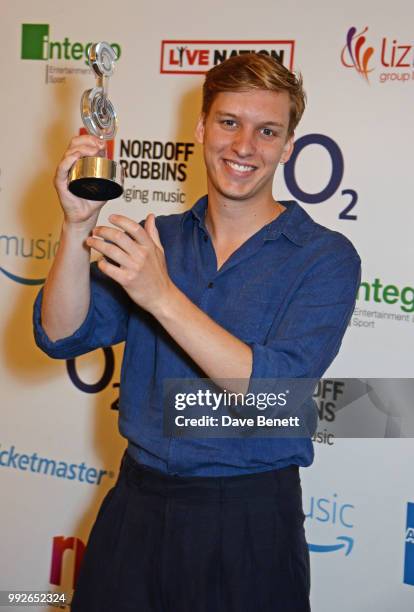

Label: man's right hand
[55,134,108,226]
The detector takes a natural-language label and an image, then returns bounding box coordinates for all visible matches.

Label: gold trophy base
[68,156,124,201]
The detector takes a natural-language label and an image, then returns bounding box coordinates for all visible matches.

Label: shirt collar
[181,195,209,233]
[266,200,315,246]
[181,195,315,247]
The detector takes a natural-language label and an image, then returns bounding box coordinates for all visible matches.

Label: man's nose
[231,128,256,157]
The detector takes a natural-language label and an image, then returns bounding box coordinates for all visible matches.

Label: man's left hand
[86,213,173,315]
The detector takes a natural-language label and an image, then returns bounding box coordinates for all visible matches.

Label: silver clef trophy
[68,42,124,201]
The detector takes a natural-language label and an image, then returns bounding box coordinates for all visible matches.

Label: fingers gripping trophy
[68,42,124,201]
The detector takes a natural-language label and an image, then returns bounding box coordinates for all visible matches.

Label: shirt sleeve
[248,248,361,385]
[33,261,131,359]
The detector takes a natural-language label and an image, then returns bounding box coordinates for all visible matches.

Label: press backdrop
[1,1,413,610]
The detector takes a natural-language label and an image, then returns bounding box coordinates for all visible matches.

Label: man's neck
[205,190,285,246]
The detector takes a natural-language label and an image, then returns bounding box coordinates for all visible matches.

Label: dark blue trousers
[71,451,311,611]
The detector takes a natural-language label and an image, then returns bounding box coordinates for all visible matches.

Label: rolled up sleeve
[248,250,361,384]
[33,261,131,359]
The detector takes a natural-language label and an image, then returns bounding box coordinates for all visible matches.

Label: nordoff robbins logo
[160,40,295,74]
[21,24,121,63]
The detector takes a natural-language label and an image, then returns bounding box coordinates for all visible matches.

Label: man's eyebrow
[214,111,285,128]
[214,111,238,118]
[258,121,285,129]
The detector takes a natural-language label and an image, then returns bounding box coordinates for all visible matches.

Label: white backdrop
[1,1,413,610]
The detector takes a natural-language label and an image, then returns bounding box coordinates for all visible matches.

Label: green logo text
[358,278,414,313]
[21,24,121,64]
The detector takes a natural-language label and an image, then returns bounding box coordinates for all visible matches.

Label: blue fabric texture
[33,197,361,476]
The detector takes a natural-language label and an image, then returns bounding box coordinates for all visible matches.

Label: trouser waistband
[119,450,300,501]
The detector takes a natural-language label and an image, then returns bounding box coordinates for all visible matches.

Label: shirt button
[203,235,208,242]
[208,282,214,288]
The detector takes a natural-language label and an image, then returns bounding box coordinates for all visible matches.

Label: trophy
[68,41,124,201]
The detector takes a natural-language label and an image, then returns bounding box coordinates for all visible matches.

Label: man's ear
[280,134,295,164]
[195,114,206,144]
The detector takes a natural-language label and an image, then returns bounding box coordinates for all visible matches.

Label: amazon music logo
[304,492,355,556]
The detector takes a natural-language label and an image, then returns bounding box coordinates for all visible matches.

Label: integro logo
[356,277,414,321]
[21,24,121,64]
[21,24,121,84]
[304,492,355,556]
[160,40,294,74]
[404,502,414,586]
[341,26,414,84]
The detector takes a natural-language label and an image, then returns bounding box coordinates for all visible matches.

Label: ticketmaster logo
[0,444,109,485]
[21,24,121,62]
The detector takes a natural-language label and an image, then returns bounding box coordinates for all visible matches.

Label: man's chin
[216,186,257,202]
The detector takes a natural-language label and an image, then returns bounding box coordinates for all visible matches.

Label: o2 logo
[284,133,358,220]
[66,347,119,409]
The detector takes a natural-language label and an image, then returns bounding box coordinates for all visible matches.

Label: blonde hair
[202,53,306,136]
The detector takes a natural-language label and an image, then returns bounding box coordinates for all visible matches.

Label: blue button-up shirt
[33,196,361,476]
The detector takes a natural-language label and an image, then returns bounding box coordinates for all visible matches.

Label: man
[33,54,361,611]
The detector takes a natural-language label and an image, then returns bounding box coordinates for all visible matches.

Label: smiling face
[195,89,294,207]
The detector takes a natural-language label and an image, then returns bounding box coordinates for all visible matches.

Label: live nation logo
[160,40,295,74]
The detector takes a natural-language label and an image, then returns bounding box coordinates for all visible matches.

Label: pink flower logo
[341,26,375,81]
